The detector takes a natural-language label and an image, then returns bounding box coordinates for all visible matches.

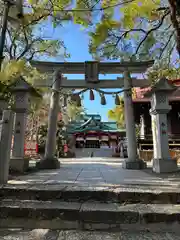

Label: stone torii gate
[31,60,154,170]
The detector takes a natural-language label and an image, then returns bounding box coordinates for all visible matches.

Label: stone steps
[1,185,180,231]
[0,199,180,230]
[1,185,180,204]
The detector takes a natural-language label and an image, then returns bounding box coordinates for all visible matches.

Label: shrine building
[66,114,125,149]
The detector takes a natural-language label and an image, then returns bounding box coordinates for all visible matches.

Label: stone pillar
[147,78,178,173]
[37,71,61,169]
[122,70,146,169]
[10,91,30,172]
[0,110,14,184]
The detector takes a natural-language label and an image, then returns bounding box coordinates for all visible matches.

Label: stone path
[7,158,180,191]
[2,158,180,239]
[75,148,113,158]
[0,229,180,240]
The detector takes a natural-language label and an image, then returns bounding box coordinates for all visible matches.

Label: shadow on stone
[36,158,60,170]
[122,159,147,170]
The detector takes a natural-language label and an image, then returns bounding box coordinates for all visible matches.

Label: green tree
[107,96,125,128]
[0,0,72,127]
[87,0,180,61]
[147,59,180,85]
[2,0,179,63]
[0,0,72,86]
[66,99,85,122]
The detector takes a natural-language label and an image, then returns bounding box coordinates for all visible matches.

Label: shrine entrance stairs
[0,158,180,233]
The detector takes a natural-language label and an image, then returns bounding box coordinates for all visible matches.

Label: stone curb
[0,200,180,226]
[1,187,180,204]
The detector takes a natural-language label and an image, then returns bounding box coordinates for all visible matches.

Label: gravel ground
[0,229,180,240]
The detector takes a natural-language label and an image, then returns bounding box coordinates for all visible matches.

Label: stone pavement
[7,158,180,190]
[0,229,180,240]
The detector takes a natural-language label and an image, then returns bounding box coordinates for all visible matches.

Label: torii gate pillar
[37,71,61,169]
[122,71,146,169]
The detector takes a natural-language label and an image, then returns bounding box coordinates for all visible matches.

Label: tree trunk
[168,0,180,56]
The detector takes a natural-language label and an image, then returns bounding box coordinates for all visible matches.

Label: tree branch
[135,9,170,54]
[27,49,51,61]
[9,31,19,59]
[159,31,175,58]
[16,25,30,59]
[105,28,149,56]
[17,37,42,60]
[168,0,180,56]
[5,26,13,43]
[156,7,169,11]
[3,44,11,56]
[23,0,136,13]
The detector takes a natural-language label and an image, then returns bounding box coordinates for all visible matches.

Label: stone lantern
[145,77,178,173]
[9,76,41,172]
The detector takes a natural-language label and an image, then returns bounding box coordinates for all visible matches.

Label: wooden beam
[34,77,150,88]
[30,60,154,74]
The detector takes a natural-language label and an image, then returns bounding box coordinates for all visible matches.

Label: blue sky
[42,21,121,121]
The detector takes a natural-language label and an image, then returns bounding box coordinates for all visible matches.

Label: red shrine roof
[133,79,180,103]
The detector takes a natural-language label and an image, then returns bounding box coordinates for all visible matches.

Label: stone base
[152,158,178,173]
[122,159,147,170]
[36,157,60,170]
[10,157,29,173]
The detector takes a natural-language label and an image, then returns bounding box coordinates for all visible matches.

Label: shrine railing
[138,134,180,141]
[137,134,180,150]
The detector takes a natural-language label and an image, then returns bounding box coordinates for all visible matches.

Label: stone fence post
[0,110,14,184]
